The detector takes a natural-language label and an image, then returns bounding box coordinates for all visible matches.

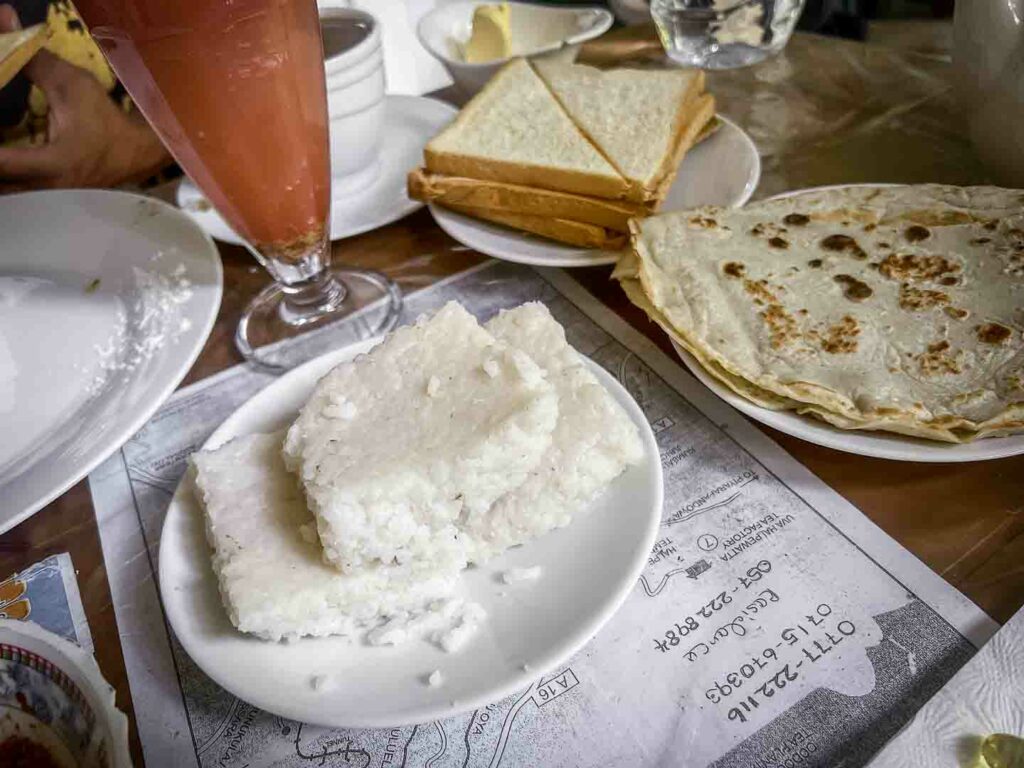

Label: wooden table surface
[2,27,1022,768]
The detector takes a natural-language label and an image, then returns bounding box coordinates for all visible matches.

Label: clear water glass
[651,0,805,69]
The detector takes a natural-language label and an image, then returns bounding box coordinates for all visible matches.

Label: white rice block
[283,301,559,572]
[191,432,462,641]
[464,302,644,562]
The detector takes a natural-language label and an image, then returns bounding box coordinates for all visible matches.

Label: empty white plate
[428,114,761,267]
[176,94,458,245]
[159,337,662,727]
[0,190,222,531]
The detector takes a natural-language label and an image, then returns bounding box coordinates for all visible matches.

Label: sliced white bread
[533,60,706,203]
[424,58,631,200]
[412,94,716,234]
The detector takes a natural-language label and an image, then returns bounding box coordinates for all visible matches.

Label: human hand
[0,4,171,193]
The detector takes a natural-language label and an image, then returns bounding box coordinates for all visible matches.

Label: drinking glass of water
[650,0,805,69]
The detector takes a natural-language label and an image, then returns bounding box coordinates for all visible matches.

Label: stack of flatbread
[616,184,1024,442]
[409,58,715,249]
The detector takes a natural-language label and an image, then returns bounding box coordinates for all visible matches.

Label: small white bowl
[320,8,386,189]
[417,1,614,96]
[0,619,131,768]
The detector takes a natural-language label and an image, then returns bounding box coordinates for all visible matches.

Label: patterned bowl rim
[0,619,131,768]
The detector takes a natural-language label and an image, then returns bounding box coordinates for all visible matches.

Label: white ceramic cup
[321,8,386,195]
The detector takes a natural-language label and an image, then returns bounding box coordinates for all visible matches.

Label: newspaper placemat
[88,260,997,768]
[1,552,92,651]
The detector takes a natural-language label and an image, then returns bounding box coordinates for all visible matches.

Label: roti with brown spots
[626,185,1024,442]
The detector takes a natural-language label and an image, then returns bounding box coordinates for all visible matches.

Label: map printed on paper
[88,260,998,768]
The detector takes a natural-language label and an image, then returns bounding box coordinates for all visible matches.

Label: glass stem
[245,235,346,326]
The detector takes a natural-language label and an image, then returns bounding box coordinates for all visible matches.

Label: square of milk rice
[191,432,462,641]
[283,302,559,573]
[462,302,644,562]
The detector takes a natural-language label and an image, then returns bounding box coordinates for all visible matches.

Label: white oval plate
[159,338,662,727]
[428,114,761,267]
[176,95,458,245]
[0,190,222,531]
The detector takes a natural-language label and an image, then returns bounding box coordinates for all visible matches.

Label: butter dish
[417,1,613,95]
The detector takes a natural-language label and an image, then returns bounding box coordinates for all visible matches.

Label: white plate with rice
[159,337,662,728]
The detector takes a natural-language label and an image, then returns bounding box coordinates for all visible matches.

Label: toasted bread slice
[409,167,646,231]
[439,201,629,249]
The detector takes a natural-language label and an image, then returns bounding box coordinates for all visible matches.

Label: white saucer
[176,94,457,245]
[0,190,222,531]
[159,338,662,728]
[671,339,1024,463]
[428,114,761,267]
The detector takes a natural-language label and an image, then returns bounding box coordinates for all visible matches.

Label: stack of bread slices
[409,58,715,249]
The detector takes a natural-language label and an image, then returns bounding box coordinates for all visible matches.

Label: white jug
[953,0,1024,186]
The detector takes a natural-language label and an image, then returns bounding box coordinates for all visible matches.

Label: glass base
[235,267,403,371]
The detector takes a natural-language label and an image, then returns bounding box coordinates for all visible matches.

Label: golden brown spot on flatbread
[939,276,959,286]
[760,304,799,350]
[877,242,892,249]
[820,234,867,259]
[723,262,746,278]
[944,306,969,320]
[689,216,718,229]
[807,259,823,268]
[863,223,877,232]
[743,279,780,306]
[983,220,998,231]
[899,284,949,311]
[750,224,764,236]
[904,225,931,242]
[976,322,1012,345]
[783,213,810,226]
[971,237,992,245]
[898,209,976,227]
[879,252,960,282]
[768,236,789,249]
[917,341,962,376]
[867,262,880,270]
[833,274,873,301]
[798,308,808,315]
[819,316,860,354]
